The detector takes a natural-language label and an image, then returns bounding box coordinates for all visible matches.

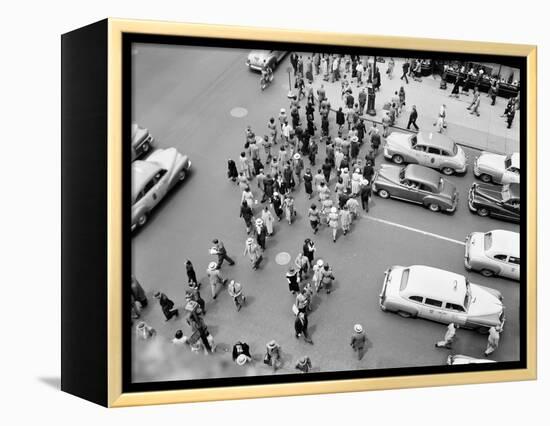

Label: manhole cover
[275,252,291,265]
[230,107,248,118]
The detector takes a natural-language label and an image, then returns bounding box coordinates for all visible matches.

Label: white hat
[331,207,337,213]
[362,179,369,185]
[236,354,248,366]
[246,237,254,244]
[280,108,286,113]
[316,259,324,267]
[208,262,217,271]
[293,153,301,160]
[267,340,278,349]
[255,218,263,225]
[354,324,363,333]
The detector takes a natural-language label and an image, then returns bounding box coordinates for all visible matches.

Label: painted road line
[363,215,466,246]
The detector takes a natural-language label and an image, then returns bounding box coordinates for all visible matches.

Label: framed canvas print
[61,18,537,407]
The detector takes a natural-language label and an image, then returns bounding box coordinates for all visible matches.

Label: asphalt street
[131,45,520,382]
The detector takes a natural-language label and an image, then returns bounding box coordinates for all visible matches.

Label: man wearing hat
[265,340,282,371]
[153,291,179,321]
[359,179,371,212]
[232,341,252,363]
[286,267,300,294]
[435,323,458,349]
[131,275,148,309]
[484,326,501,357]
[136,321,156,340]
[350,324,367,360]
[254,218,267,250]
[295,355,312,373]
[206,262,226,299]
[292,153,304,184]
[211,239,235,268]
[243,237,263,270]
[228,280,246,311]
[295,312,314,344]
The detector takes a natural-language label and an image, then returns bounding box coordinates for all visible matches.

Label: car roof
[401,265,466,306]
[417,131,455,152]
[132,160,161,200]
[487,230,520,257]
[404,164,441,188]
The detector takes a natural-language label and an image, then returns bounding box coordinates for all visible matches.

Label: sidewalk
[306,58,519,154]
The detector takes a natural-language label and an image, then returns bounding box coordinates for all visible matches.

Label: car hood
[385,132,410,150]
[472,183,503,202]
[468,283,503,322]
[477,152,505,171]
[375,164,401,184]
[147,148,179,172]
[440,180,457,200]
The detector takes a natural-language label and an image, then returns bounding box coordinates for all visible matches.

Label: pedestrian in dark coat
[308,138,318,166]
[254,218,267,250]
[303,169,313,198]
[211,239,235,267]
[294,312,313,344]
[362,162,374,181]
[336,107,345,131]
[407,105,419,130]
[264,174,274,199]
[154,291,179,321]
[286,267,300,294]
[506,108,515,128]
[356,119,366,144]
[350,136,360,160]
[271,192,284,221]
[290,52,298,75]
[302,238,316,264]
[239,201,254,234]
[232,341,252,362]
[401,62,410,84]
[131,276,148,308]
[360,179,371,212]
[227,159,238,182]
[322,158,332,185]
[295,355,312,373]
[185,260,198,287]
[350,324,367,360]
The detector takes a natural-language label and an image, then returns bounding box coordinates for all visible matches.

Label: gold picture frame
[61,18,537,407]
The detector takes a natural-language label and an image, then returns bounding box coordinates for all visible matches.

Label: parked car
[131,123,154,161]
[473,151,519,184]
[132,148,191,230]
[383,131,467,175]
[447,354,496,365]
[379,265,505,332]
[465,230,520,280]
[468,182,520,223]
[246,50,287,71]
[372,164,458,213]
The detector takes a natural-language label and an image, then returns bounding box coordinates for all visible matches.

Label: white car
[447,354,496,365]
[465,230,520,280]
[383,131,467,175]
[132,148,191,230]
[246,50,287,71]
[379,265,505,332]
[473,151,519,184]
[131,123,154,161]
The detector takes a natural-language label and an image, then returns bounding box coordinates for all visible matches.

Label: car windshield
[504,156,512,169]
[484,232,493,250]
[452,143,458,155]
[463,281,471,309]
[399,168,406,181]
[410,135,417,147]
[399,268,410,291]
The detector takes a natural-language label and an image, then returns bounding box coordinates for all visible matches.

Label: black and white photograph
[129,42,523,384]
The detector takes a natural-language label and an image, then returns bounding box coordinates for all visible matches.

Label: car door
[425,146,442,169]
[507,256,520,280]
[440,303,467,325]
[412,144,429,165]
[400,179,423,203]
[502,198,520,220]
[149,169,169,208]
[495,255,519,280]
[419,298,444,322]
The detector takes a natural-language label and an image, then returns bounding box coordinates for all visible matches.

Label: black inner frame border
[122,32,528,394]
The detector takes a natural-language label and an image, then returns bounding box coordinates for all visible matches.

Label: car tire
[477,207,490,217]
[392,155,404,165]
[480,268,495,277]
[178,170,187,182]
[480,173,493,183]
[142,142,150,153]
[378,189,390,199]
[397,310,413,318]
[137,213,148,228]
[441,167,455,176]
[428,203,440,212]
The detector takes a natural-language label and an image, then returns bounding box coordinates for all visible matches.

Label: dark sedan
[468,182,520,223]
[372,164,458,213]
